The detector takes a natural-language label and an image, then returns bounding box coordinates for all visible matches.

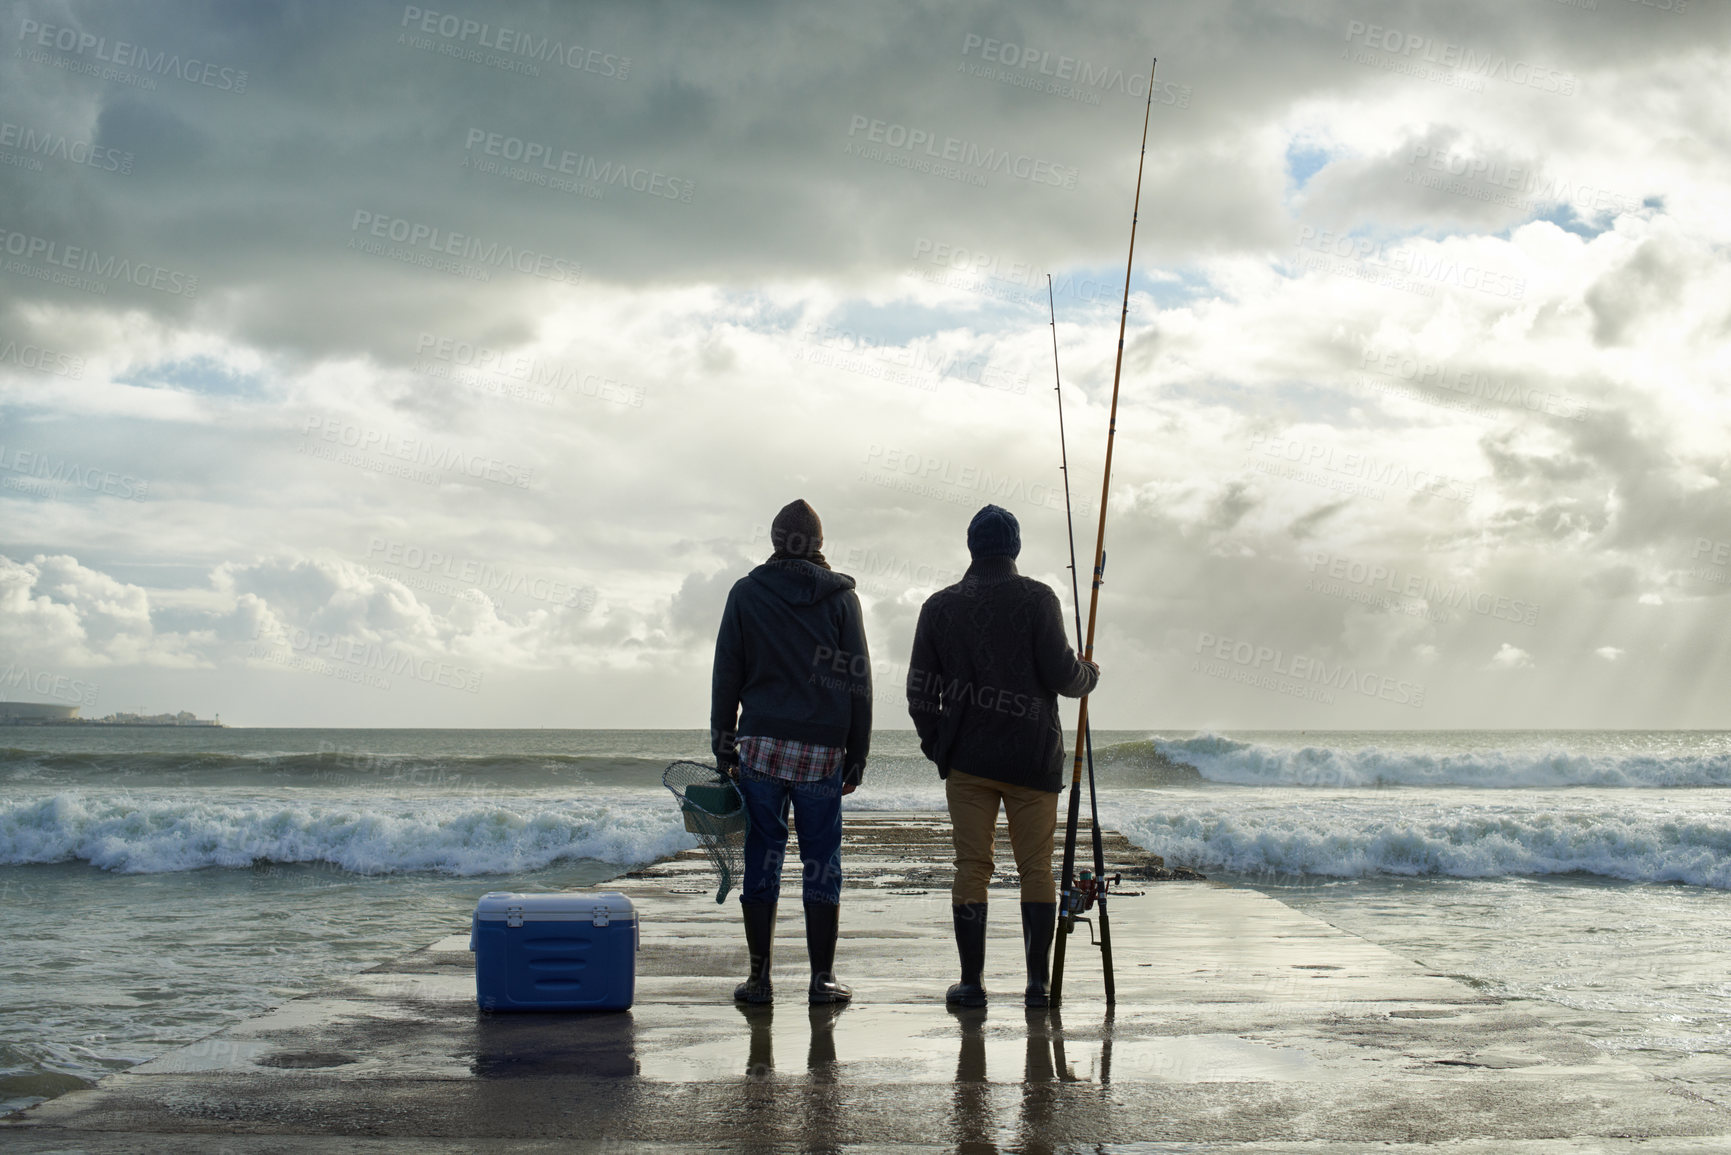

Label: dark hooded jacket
[710,559,872,784]
[906,556,1097,792]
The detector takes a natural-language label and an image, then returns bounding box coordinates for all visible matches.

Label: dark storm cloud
[3,0,1722,363]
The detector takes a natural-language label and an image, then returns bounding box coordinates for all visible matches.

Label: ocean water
[4,727,1731,1111]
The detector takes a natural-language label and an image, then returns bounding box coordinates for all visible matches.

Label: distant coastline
[0,701,223,727]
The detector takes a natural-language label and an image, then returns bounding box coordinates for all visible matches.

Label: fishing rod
[1045,275,1109,1006]
[1050,55,1157,1009]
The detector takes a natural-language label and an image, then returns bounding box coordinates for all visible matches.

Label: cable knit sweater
[905,556,1098,792]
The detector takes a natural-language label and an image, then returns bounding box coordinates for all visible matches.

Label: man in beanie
[906,504,1098,1008]
[712,499,872,1005]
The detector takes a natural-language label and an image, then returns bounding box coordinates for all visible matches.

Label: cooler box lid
[473,890,636,924]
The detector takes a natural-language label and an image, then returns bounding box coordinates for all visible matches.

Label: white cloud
[0,554,192,668]
[1488,643,1534,670]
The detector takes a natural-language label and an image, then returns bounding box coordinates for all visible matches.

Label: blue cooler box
[470,891,637,1012]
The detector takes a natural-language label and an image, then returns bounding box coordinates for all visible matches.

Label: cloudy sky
[1,0,1727,728]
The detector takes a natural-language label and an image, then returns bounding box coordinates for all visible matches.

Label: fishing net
[662,760,749,904]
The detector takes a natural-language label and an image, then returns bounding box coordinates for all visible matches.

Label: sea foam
[1106,795,1731,889]
[0,790,695,875]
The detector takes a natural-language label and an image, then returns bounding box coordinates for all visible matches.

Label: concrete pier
[5,814,1730,1152]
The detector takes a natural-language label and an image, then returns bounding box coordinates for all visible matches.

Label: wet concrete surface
[4,814,1728,1152]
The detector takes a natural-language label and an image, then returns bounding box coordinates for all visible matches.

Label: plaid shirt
[737,735,844,783]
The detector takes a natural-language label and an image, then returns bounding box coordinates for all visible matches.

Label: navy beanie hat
[967,504,1021,560]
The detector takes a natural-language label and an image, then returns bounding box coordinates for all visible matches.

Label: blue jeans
[738,769,845,906]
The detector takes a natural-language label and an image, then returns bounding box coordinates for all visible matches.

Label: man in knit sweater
[906,504,1099,1008]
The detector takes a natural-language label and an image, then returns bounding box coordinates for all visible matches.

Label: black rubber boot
[1021,901,1057,1009]
[733,901,776,1004]
[946,902,989,1007]
[804,901,853,1004]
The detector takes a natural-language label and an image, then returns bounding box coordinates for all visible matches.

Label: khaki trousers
[945,769,1058,904]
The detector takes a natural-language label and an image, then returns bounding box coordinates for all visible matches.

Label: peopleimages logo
[0,443,149,500]
[1248,431,1476,504]
[845,115,1078,189]
[0,339,85,379]
[398,6,630,79]
[836,545,965,594]
[906,661,1041,721]
[17,18,249,93]
[1296,226,1526,301]
[861,443,1083,515]
[1690,537,1731,586]
[0,227,199,298]
[347,211,582,284]
[300,416,535,489]
[1405,142,1641,218]
[249,622,484,694]
[0,118,133,174]
[911,237,1115,305]
[1358,345,1588,421]
[956,34,1192,109]
[1305,552,1540,627]
[960,35,1163,97]
[793,323,1027,395]
[1193,631,1425,709]
[463,129,692,203]
[365,536,595,610]
[414,331,644,407]
[0,664,99,706]
[1342,20,1577,96]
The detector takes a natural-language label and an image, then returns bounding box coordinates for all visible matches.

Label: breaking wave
[0,790,693,875]
[1108,797,1731,889]
[1129,734,1731,789]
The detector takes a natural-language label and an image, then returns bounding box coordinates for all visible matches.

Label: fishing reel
[1077,869,1119,911]
[1058,870,1121,945]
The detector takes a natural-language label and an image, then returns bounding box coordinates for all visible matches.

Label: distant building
[89,710,224,727]
[0,701,81,724]
[0,702,223,726]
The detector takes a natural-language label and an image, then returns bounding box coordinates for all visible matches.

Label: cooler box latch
[506,905,524,928]
[591,907,612,928]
